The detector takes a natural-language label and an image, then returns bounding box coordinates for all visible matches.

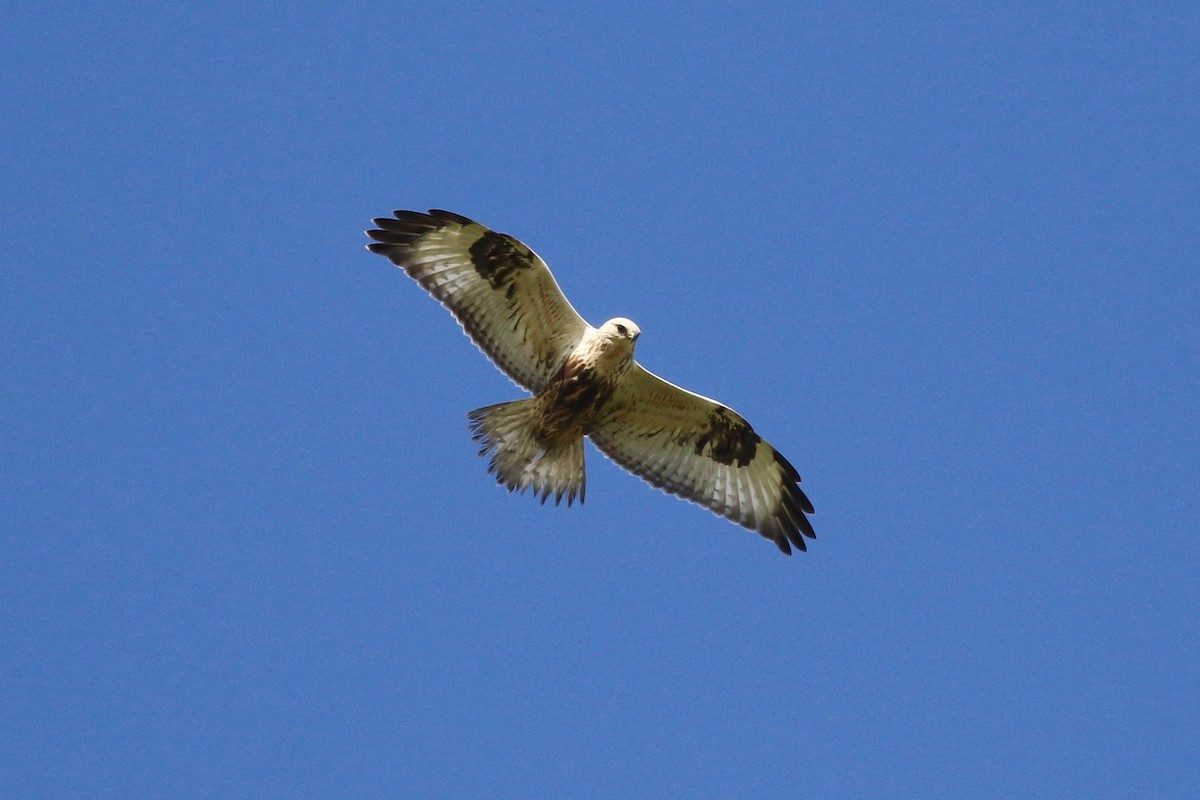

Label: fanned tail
[467,400,586,506]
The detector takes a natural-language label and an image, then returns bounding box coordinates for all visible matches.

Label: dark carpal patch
[469,230,536,289]
[695,406,760,467]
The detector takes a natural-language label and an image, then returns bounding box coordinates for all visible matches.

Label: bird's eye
[616,324,627,336]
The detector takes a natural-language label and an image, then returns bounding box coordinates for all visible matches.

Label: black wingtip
[428,209,477,225]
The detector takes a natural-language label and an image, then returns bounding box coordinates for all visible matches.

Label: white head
[599,317,641,344]
[592,317,641,365]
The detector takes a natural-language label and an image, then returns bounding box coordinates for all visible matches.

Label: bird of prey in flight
[365,210,815,554]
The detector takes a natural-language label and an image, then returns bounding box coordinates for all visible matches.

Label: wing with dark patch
[365,210,589,392]
[588,364,815,554]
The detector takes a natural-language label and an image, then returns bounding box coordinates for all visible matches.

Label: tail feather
[467,399,586,506]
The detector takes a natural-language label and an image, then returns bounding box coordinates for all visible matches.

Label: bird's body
[539,318,640,436]
[365,210,816,554]
[467,318,640,507]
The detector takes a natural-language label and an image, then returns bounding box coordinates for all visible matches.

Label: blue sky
[3,2,1198,797]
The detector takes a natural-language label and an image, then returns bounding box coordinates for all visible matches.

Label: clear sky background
[3,2,1198,797]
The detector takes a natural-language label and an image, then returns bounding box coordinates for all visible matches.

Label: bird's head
[595,317,641,364]
[601,317,641,343]
[597,316,638,340]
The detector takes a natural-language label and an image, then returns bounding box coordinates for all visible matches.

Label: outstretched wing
[365,210,589,392]
[588,364,815,554]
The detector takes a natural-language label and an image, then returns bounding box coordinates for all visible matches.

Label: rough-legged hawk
[365,210,816,554]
